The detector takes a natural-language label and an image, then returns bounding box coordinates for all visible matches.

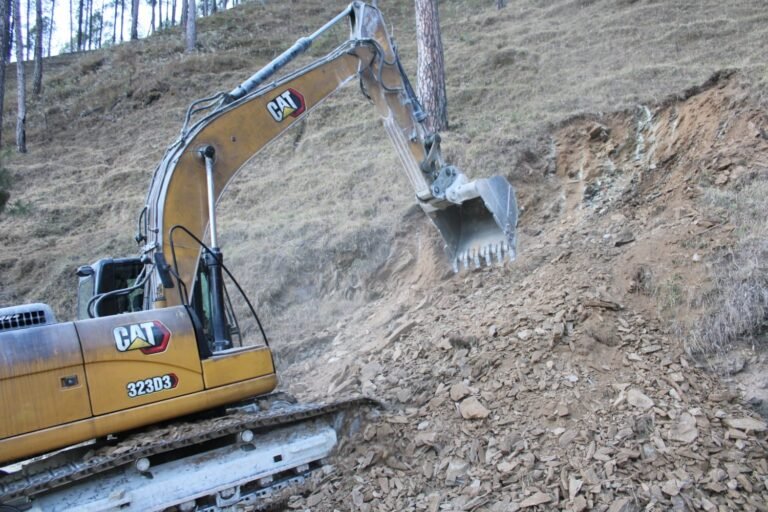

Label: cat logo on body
[113,321,171,355]
[266,89,305,122]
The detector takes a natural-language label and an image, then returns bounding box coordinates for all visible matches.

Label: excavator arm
[140,1,518,311]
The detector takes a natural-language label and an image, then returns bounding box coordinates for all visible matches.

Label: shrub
[687,178,768,358]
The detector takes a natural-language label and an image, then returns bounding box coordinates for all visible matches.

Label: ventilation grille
[0,304,57,333]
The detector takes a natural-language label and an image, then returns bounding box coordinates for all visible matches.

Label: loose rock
[519,492,551,508]
[459,397,490,419]
[627,388,654,410]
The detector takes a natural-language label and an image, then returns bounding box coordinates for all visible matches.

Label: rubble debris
[278,75,768,512]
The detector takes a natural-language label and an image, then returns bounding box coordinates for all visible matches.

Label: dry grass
[1,0,767,348]
[687,177,768,358]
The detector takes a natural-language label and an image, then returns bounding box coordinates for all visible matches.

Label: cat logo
[113,321,171,355]
[266,89,305,122]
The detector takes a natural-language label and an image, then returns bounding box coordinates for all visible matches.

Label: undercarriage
[1,396,376,511]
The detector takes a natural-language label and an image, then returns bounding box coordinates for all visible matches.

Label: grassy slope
[0,0,766,347]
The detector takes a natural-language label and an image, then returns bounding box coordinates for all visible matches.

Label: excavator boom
[141,1,518,309]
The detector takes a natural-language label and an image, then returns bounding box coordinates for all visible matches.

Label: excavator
[0,2,517,510]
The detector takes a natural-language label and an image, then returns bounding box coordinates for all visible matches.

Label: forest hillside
[1,0,768,510]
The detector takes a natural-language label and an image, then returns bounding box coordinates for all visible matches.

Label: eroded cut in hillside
[279,73,768,511]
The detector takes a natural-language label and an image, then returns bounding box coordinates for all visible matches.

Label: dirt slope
[1,0,767,510]
[280,73,768,511]
[2,0,767,345]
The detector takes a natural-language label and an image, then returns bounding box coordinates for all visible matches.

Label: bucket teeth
[428,173,518,273]
[453,243,515,271]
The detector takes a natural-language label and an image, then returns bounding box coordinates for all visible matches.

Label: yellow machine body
[0,306,276,465]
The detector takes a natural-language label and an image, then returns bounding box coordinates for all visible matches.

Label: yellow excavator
[0,3,517,510]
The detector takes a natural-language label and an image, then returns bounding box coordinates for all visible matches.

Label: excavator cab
[75,256,248,353]
[75,257,145,319]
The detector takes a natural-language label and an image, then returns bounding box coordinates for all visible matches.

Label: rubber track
[0,396,378,504]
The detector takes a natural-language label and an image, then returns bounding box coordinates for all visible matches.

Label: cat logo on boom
[266,89,305,122]
[113,321,171,355]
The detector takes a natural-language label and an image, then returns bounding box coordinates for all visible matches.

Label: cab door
[75,306,204,415]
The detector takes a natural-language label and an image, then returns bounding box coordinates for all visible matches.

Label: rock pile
[284,265,768,511]
[278,75,768,511]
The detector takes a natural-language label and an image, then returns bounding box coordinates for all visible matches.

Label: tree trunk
[69,0,73,49]
[184,0,194,51]
[4,0,12,61]
[98,4,103,46]
[130,0,138,38]
[25,0,29,59]
[87,0,93,49]
[77,0,83,49]
[157,0,161,30]
[170,0,175,25]
[119,0,124,40]
[210,0,215,14]
[47,0,55,56]
[179,0,186,34]
[32,0,42,95]
[414,0,448,132]
[0,0,10,149]
[13,0,26,152]
[112,0,117,43]
[495,0,507,8]
[149,0,154,33]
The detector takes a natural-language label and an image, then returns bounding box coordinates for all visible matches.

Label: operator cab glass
[190,258,243,352]
[76,258,145,319]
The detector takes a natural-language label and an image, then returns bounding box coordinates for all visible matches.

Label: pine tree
[130,0,138,39]
[32,0,42,95]
[184,0,194,51]
[77,0,83,49]
[68,0,73,50]
[112,0,117,43]
[47,0,55,56]
[13,0,26,152]
[119,0,124,40]
[148,0,154,33]
[0,0,10,148]
[86,0,93,49]
[414,0,448,132]
[25,0,30,59]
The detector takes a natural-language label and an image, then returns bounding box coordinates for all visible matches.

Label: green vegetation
[6,199,33,216]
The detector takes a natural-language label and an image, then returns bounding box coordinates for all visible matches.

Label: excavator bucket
[429,175,518,272]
